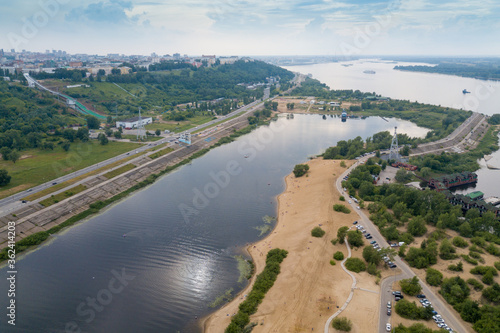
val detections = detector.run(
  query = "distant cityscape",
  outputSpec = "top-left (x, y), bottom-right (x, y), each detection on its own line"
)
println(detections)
top-left (0, 48), bottom-right (244, 76)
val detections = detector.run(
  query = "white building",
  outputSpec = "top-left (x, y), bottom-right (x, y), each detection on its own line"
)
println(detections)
top-left (116, 117), bottom-right (152, 129)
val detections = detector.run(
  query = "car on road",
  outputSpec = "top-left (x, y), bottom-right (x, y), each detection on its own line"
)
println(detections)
top-left (21, 200), bottom-right (27, 203)
top-left (386, 323), bottom-right (391, 331)
top-left (26, 189), bottom-right (32, 192)
top-left (52, 182), bottom-right (57, 185)
top-left (126, 152), bottom-right (130, 155)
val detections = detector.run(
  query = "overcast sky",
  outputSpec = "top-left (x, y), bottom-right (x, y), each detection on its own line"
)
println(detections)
top-left (1, 0), bottom-right (499, 56)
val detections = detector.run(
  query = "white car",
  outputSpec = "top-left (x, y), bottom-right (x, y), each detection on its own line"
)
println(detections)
top-left (386, 323), bottom-right (391, 331)
top-left (348, 200), bottom-right (352, 204)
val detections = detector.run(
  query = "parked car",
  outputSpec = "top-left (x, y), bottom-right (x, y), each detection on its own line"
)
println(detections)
top-left (370, 240), bottom-right (377, 244)
top-left (387, 301), bottom-right (391, 308)
top-left (353, 221), bottom-right (358, 225)
top-left (416, 294), bottom-right (426, 298)
top-left (387, 309), bottom-right (391, 316)
top-left (386, 323), bottom-right (391, 332)
top-left (366, 236), bottom-right (373, 239)
top-left (392, 291), bottom-right (401, 295)
top-left (390, 264), bottom-right (397, 268)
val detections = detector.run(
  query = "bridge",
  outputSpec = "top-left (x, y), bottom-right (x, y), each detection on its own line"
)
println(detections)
top-left (24, 73), bottom-right (107, 120)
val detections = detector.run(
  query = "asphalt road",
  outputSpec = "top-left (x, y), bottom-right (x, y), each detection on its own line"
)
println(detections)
top-left (335, 157), bottom-right (469, 333)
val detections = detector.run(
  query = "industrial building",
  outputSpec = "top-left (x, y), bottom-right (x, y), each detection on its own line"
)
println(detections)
top-left (116, 117), bottom-right (152, 130)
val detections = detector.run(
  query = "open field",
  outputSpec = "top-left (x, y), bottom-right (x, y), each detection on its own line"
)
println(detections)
top-left (0, 141), bottom-right (142, 199)
top-left (39, 184), bottom-right (87, 207)
top-left (145, 115), bottom-right (215, 133)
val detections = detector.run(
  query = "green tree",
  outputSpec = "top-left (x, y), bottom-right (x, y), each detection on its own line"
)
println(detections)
top-left (86, 115), bottom-right (100, 129)
top-left (426, 268), bottom-right (443, 286)
top-left (8, 150), bottom-right (20, 164)
top-left (105, 128), bottom-right (113, 137)
top-left (62, 141), bottom-right (70, 151)
top-left (363, 245), bottom-right (381, 265)
top-left (420, 167), bottom-right (432, 179)
top-left (113, 131), bottom-right (122, 139)
top-left (399, 276), bottom-right (422, 296)
top-left (155, 129), bottom-right (161, 136)
top-left (439, 238), bottom-right (457, 260)
top-left (0, 169), bottom-right (11, 186)
top-left (334, 251), bottom-right (344, 260)
top-left (332, 317), bottom-right (352, 332)
top-left (440, 276), bottom-right (470, 305)
top-left (293, 164), bottom-right (309, 177)
top-left (98, 133), bottom-right (109, 145)
top-left (311, 226), bottom-right (325, 238)
top-left (395, 169), bottom-right (412, 183)
top-left (407, 216), bottom-right (427, 237)
top-left (337, 226), bottom-right (349, 244)
top-left (482, 283), bottom-right (500, 304)
top-left (347, 230), bottom-right (364, 247)
top-left (452, 236), bottom-right (468, 248)
top-left (0, 147), bottom-right (11, 160)
top-left (345, 258), bottom-right (366, 273)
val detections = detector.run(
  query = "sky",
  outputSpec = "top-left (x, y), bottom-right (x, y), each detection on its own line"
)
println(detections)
top-left (1, 0), bottom-right (500, 56)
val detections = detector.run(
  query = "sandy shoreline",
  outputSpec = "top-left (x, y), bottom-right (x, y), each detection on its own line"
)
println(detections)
top-left (204, 158), bottom-right (385, 332)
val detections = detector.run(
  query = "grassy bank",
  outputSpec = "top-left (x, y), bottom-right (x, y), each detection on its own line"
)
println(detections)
top-left (224, 249), bottom-right (288, 333)
top-left (0, 141), bottom-right (142, 199)
top-left (39, 184), bottom-right (87, 207)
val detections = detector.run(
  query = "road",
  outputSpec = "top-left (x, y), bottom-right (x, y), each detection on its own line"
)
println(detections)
top-left (334, 157), bottom-right (469, 333)
top-left (0, 95), bottom-right (268, 217)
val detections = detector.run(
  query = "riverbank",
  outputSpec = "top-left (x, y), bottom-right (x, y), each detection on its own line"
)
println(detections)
top-left (0, 111), bottom-right (265, 260)
top-left (204, 158), bottom-right (382, 332)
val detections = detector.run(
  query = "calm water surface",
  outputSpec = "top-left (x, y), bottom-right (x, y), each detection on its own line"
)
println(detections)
top-left (0, 115), bottom-right (428, 333)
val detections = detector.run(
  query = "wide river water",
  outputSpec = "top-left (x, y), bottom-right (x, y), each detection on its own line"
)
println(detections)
top-left (2, 60), bottom-right (500, 333)
top-left (0, 114), bottom-right (428, 333)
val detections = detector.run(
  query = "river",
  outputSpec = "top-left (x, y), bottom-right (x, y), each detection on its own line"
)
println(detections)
top-left (284, 60), bottom-right (500, 116)
top-left (0, 114), bottom-right (428, 333)
top-left (284, 60), bottom-right (500, 197)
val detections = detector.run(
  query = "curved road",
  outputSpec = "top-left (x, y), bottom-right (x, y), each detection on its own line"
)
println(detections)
top-left (333, 158), bottom-right (469, 333)
top-left (324, 236), bottom-right (356, 333)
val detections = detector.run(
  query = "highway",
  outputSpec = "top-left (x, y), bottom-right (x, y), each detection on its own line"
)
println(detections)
top-left (0, 93), bottom-right (269, 217)
top-left (335, 157), bottom-right (469, 333)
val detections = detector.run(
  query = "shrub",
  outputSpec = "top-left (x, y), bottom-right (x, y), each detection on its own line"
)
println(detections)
top-left (311, 226), bottom-right (326, 238)
top-left (482, 283), bottom-right (500, 304)
top-left (482, 270), bottom-right (495, 285)
top-left (337, 226), bottom-right (349, 243)
top-left (367, 262), bottom-right (380, 277)
top-left (339, 195), bottom-right (345, 201)
top-left (461, 254), bottom-right (478, 265)
top-left (333, 204), bottom-right (351, 214)
top-left (452, 236), bottom-right (469, 248)
top-left (332, 317), bottom-right (352, 332)
top-left (293, 164), bottom-right (309, 177)
top-left (440, 276), bottom-right (470, 305)
top-left (347, 230), bottom-right (364, 247)
top-left (467, 278), bottom-right (484, 291)
top-left (345, 258), bottom-right (366, 273)
top-left (333, 251), bottom-right (344, 261)
top-left (330, 260), bottom-right (336, 266)
top-left (395, 299), bottom-right (433, 320)
top-left (399, 276), bottom-right (422, 296)
top-left (470, 266), bottom-right (498, 276)
top-left (448, 261), bottom-right (463, 272)
top-left (426, 268), bottom-right (444, 286)
top-left (495, 261), bottom-right (500, 271)
top-left (439, 238), bottom-right (457, 260)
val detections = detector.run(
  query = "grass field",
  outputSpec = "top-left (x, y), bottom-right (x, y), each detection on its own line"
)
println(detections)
top-left (0, 141), bottom-right (142, 199)
top-left (39, 184), bottom-right (87, 207)
top-left (102, 164), bottom-right (136, 179)
top-left (149, 147), bottom-right (174, 159)
top-left (21, 150), bottom-right (149, 201)
top-left (193, 111), bottom-right (246, 134)
top-left (146, 115), bottom-right (215, 133)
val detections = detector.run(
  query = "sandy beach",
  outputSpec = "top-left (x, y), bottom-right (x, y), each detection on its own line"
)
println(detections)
top-left (204, 158), bottom-right (385, 332)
